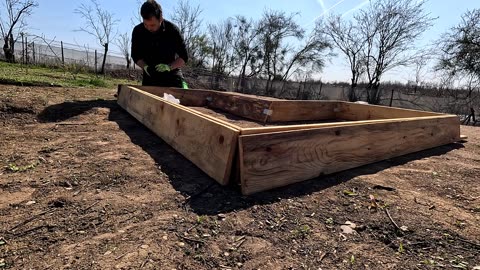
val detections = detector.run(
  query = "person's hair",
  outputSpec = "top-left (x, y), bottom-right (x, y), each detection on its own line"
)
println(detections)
top-left (141, 0), bottom-right (163, 20)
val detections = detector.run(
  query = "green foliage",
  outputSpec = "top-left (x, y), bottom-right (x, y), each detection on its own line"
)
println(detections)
top-left (292, 224), bottom-right (312, 238)
top-left (196, 215), bottom-right (207, 224)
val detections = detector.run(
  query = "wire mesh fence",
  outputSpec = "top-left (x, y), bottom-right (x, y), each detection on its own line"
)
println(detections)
top-left (1, 34), bottom-right (129, 71)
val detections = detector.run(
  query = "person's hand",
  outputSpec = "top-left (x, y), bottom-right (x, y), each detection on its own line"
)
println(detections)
top-left (155, 64), bottom-right (171, 73)
top-left (143, 65), bottom-right (151, 76)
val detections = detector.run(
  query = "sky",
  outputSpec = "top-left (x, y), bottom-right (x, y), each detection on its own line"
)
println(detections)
top-left (23, 0), bottom-right (480, 83)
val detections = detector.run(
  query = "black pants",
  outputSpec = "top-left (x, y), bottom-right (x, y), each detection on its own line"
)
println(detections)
top-left (142, 71), bottom-right (184, 88)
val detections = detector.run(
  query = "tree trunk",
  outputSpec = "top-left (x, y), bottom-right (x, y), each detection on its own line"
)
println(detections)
top-left (126, 54), bottom-right (131, 70)
top-left (101, 43), bottom-right (109, 74)
top-left (348, 84), bottom-right (357, 102)
top-left (265, 76), bottom-right (271, 95)
top-left (237, 59), bottom-right (248, 93)
top-left (367, 84), bottom-right (382, 105)
top-left (3, 34), bottom-right (15, 63)
top-left (471, 107), bottom-right (476, 124)
top-left (348, 73), bottom-right (358, 102)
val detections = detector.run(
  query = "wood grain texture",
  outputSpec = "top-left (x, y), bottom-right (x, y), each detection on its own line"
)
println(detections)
top-left (239, 116), bottom-right (460, 195)
top-left (118, 85), bottom-right (239, 185)
top-left (136, 85), bottom-right (274, 122)
top-left (337, 102), bottom-right (441, 121)
top-left (268, 100), bottom-right (338, 122)
top-left (206, 93), bottom-right (273, 122)
top-left (130, 86), bottom-right (243, 130)
top-left (240, 115), bottom-right (457, 135)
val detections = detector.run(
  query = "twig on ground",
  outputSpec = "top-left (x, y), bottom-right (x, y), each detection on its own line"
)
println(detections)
top-left (186, 223), bottom-right (199, 233)
top-left (384, 208), bottom-right (401, 231)
top-left (9, 209), bottom-right (55, 232)
top-left (55, 122), bottom-right (88, 126)
top-left (183, 182), bottom-right (216, 204)
top-left (14, 225), bottom-right (57, 237)
top-left (115, 252), bottom-right (129, 260)
top-left (456, 238), bottom-right (480, 249)
top-left (234, 238), bottom-right (247, 249)
top-left (175, 232), bottom-right (206, 244)
top-left (319, 252), bottom-right (328, 262)
top-left (83, 201), bottom-right (100, 212)
top-left (140, 255), bottom-right (150, 268)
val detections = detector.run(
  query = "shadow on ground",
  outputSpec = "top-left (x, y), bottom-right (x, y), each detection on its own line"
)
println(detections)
top-left (38, 99), bottom-right (465, 215)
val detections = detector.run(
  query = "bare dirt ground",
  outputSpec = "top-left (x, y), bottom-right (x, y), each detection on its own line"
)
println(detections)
top-left (0, 85), bottom-right (479, 270)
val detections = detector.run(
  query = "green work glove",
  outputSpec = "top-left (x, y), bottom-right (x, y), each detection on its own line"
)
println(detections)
top-left (181, 80), bottom-right (189, 89)
top-left (143, 65), bottom-right (151, 76)
top-left (155, 64), bottom-right (171, 73)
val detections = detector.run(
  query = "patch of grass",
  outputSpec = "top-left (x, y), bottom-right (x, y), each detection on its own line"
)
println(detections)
top-left (454, 220), bottom-right (467, 229)
top-left (325, 217), bottom-right (334, 226)
top-left (0, 61), bottom-right (137, 88)
top-left (72, 78), bottom-right (108, 88)
top-left (6, 162), bottom-right (37, 173)
top-left (292, 225), bottom-right (311, 239)
top-left (343, 189), bottom-right (358, 196)
top-left (422, 259), bottom-right (436, 266)
top-left (196, 215), bottom-right (208, 224)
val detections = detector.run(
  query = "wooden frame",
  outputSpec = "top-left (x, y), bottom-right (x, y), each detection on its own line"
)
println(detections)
top-left (117, 85), bottom-right (462, 195)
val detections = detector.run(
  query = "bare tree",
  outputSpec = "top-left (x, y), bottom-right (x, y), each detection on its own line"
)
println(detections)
top-left (438, 9), bottom-right (480, 80)
top-left (411, 49), bottom-right (433, 93)
top-left (231, 16), bottom-right (262, 92)
top-left (131, 0), bottom-right (143, 27)
top-left (258, 10), bottom-right (304, 95)
top-left (0, 0), bottom-right (38, 62)
top-left (116, 32), bottom-right (131, 69)
top-left (322, 15), bottom-right (368, 101)
top-left (282, 27), bottom-right (331, 81)
top-left (208, 19), bottom-right (236, 76)
top-left (436, 9), bottom-right (480, 122)
top-left (33, 34), bottom-right (61, 63)
top-left (190, 35), bottom-right (211, 68)
top-left (171, 0), bottom-right (208, 67)
top-left (355, 0), bottom-right (435, 104)
top-left (75, 0), bottom-right (118, 74)
top-left (207, 19), bottom-right (237, 89)
top-left (275, 29), bottom-right (332, 98)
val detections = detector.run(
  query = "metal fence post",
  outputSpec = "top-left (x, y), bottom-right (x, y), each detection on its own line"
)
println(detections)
top-left (25, 36), bottom-right (29, 64)
top-left (95, 50), bottom-right (98, 74)
top-left (21, 33), bottom-right (25, 64)
top-left (61, 41), bottom-right (65, 65)
top-left (32, 42), bottom-right (35, 64)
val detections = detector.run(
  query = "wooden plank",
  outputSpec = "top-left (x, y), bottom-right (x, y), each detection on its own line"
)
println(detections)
top-left (136, 85), bottom-right (275, 122)
top-left (117, 85), bottom-right (239, 185)
top-left (134, 85), bottom-right (209, 107)
top-left (128, 86), bottom-right (243, 131)
top-left (206, 92), bottom-right (274, 123)
top-left (268, 100), bottom-right (338, 122)
top-left (239, 116), bottom-right (460, 195)
top-left (240, 115), bottom-right (457, 135)
top-left (337, 101), bottom-right (441, 121)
